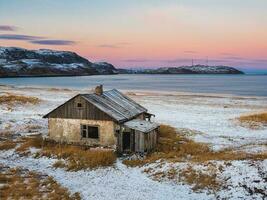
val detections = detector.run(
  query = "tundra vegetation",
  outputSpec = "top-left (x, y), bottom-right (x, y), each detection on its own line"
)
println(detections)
top-left (0, 93), bottom-right (40, 109)
top-left (123, 125), bottom-right (267, 192)
top-left (124, 125), bottom-right (267, 166)
top-left (237, 112), bottom-right (267, 129)
top-left (0, 166), bottom-right (81, 200)
top-left (15, 136), bottom-right (116, 171)
top-left (0, 140), bottom-right (17, 151)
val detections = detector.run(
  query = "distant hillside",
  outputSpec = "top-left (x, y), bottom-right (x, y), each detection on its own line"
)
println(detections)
top-left (118, 65), bottom-right (244, 74)
top-left (0, 47), bottom-right (118, 77)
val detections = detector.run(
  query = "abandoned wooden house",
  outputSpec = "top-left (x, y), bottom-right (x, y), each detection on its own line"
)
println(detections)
top-left (43, 85), bottom-right (159, 153)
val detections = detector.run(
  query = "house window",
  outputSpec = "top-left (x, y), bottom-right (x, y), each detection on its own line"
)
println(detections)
top-left (81, 125), bottom-right (99, 139)
top-left (77, 103), bottom-right (82, 108)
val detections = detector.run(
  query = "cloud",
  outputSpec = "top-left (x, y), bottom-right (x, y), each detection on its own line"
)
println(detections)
top-left (30, 39), bottom-right (76, 45)
top-left (184, 50), bottom-right (198, 54)
top-left (220, 52), bottom-right (237, 56)
top-left (0, 25), bottom-right (18, 31)
top-left (96, 42), bottom-right (131, 49)
top-left (0, 33), bottom-right (75, 46)
top-left (0, 34), bottom-right (43, 40)
top-left (250, 59), bottom-right (267, 63)
top-left (222, 56), bottom-right (245, 60)
top-left (97, 44), bottom-right (120, 49)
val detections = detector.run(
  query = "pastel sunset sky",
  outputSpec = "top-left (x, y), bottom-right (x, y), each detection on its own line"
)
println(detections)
top-left (0, 0), bottom-right (267, 70)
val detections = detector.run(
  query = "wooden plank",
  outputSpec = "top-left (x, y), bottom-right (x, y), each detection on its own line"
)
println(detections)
top-left (140, 132), bottom-right (144, 152)
top-left (135, 132), bottom-right (139, 152)
top-left (130, 130), bottom-right (135, 152)
top-left (47, 95), bottom-right (114, 121)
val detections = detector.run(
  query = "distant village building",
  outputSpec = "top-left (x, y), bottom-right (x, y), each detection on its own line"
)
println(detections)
top-left (43, 85), bottom-right (159, 153)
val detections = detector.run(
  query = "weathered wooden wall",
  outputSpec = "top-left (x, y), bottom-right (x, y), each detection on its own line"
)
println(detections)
top-left (134, 129), bottom-right (158, 153)
top-left (144, 129), bottom-right (158, 152)
top-left (134, 131), bottom-right (144, 152)
top-left (46, 95), bottom-right (114, 121)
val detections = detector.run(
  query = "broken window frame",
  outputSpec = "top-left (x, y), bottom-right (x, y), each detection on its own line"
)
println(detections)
top-left (80, 125), bottom-right (99, 139)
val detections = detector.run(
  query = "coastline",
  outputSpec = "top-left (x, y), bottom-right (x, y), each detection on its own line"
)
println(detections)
top-left (0, 72), bottom-right (246, 78)
top-left (1, 81), bottom-right (267, 99)
top-left (1, 84), bottom-right (267, 199)
top-left (0, 74), bottom-right (267, 97)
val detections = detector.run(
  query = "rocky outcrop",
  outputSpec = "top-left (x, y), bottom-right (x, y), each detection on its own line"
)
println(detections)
top-left (118, 65), bottom-right (244, 74)
top-left (0, 47), bottom-right (118, 77)
top-left (91, 62), bottom-right (118, 75)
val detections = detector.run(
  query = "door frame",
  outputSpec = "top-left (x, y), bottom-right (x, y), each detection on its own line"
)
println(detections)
top-left (122, 131), bottom-right (131, 151)
top-left (122, 130), bottom-right (135, 152)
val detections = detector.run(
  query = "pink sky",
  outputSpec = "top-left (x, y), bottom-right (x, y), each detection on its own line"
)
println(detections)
top-left (0, 0), bottom-right (267, 70)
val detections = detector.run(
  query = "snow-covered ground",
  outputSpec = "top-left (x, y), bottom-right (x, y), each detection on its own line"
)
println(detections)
top-left (0, 149), bottom-right (212, 200)
top-left (0, 85), bottom-right (266, 199)
top-left (133, 91), bottom-right (267, 150)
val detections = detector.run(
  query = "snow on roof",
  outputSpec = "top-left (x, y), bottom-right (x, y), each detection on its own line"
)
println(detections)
top-left (81, 89), bottom-right (147, 122)
top-left (123, 119), bottom-right (159, 133)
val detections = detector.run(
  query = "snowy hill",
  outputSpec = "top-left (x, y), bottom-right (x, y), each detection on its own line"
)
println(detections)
top-left (0, 47), bottom-right (118, 77)
top-left (119, 65), bottom-right (244, 74)
top-left (156, 65), bottom-right (244, 74)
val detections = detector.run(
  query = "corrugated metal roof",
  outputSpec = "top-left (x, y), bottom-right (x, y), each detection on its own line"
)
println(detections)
top-left (123, 119), bottom-right (159, 133)
top-left (81, 89), bottom-right (147, 122)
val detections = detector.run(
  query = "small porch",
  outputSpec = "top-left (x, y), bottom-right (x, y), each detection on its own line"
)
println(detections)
top-left (117, 119), bottom-right (159, 154)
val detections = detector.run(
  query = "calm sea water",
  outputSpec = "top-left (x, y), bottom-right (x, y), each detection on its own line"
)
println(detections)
top-left (0, 74), bottom-right (267, 97)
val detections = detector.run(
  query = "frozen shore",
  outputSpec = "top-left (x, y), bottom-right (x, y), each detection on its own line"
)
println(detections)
top-left (130, 90), bottom-right (267, 151)
top-left (0, 84), bottom-right (266, 199)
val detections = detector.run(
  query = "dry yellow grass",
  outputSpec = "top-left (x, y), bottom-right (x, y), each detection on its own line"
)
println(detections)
top-left (48, 87), bottom-right (72, 91)
top-left (0, 140), bottom-right (17, 150)
top-left (237, 112), bottom-right (267, 129)
top-left (16, 135), bottom-right (43, 152)
top-left (124, 124), bottom-right (267, 193)
top-left (124, 124), bottom-right (267, 167)
top-left (53, 160), bottom-right (66, 168)
top-left (0, 94), bottom-right (40, 107)
top-left (124, 125), bottom-right (211, 166)
top-left (17, 136), bottom-right (116, 171)
top-left (0, 167), bottom-right (81, 200)
top-left (179, 165), bottom-right (222, 192)
top-left (239, 112), bottom-right (267, 123)
top-left (123, 124), bottom-right (267, 192)
top-left (41, 145), bottom-right (116, 171)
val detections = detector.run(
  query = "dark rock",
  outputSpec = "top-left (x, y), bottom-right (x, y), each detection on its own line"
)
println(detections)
top-left (0, 47), bottom-right (117, 77)
top-left (119, 65), bottom-right (244, 75)
top-left (92, 62), bottom-right (118, 74)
